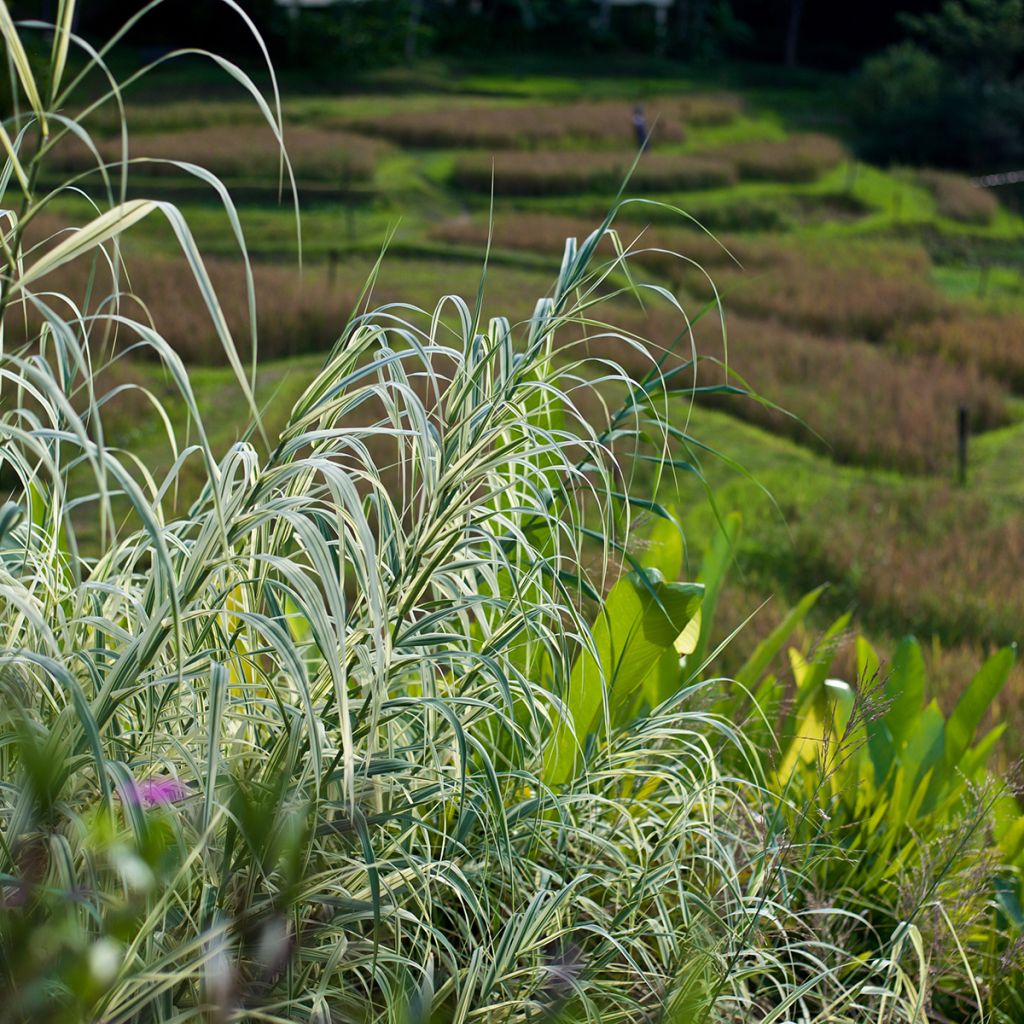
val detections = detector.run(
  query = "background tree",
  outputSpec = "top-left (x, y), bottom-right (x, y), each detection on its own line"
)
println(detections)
top-left (784, 0), bottom-right (807, 67)
top-left (853, 0), bottom-right (1024, 170)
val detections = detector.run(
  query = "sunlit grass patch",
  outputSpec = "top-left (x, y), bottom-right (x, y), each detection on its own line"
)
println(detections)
top-left (674, 407), bottom-right (1024, 651)
top-left (786, 481), bottom-right (1024, 648)
top-left (452, 134), bottom-right (845, 198)
top-left (581, 304), bottom-right (1009, 474)
top-left (3, 250), bottom-right (558, 364)
top-left (428, 211), bottom-right (786, 269)
top-left (348, 99), bottom-right (685, 148)
top-left (692, 312), bottom-right (1008, 473)
top-left (709, 256), bottom-right (949, 341)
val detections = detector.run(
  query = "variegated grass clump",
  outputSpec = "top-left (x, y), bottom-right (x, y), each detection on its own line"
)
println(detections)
top-left (0, 4), bottom-right (939, 1022)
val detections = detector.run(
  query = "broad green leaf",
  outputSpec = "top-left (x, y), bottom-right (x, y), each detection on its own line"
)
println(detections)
top-left (543, 569), bottom-right (701, 784)
top-left (994, 793), bottom-right (1024, 865)
top-left (640, 510), bottom-right (683, 581)
top-left (825, 677), bottom-right (855, 736)
top-left (675, 606), bottom-right (701, 656)
top-left (899, 699), bottom-right (945, 795)
top-left (885, 636), bottom-right (925, 748)
top-left (777, 684), bottom-right (825, 787)
top-left (866, 722), bottom-right (895, 790)
top-left (959, 723), bottom-right (1007, 782)
top-left (860, 634), bottom-right (894, 786)
top-left (856, 635), bottom-right (880, 686)
top-left (790, 613), bottom-right (850, 722)
top-left (994, 875), bottom-right (1024, 930)
top-left (735, 585), bottom-right (823, 691)
top-left (691, 511), bottom-right (740, 668)
top-left (642, 644), bottom-right (685, 712)
top-left (788, 647), bottom-right (810, 690)
top-left (945, 645), bottom-right (1015, 770)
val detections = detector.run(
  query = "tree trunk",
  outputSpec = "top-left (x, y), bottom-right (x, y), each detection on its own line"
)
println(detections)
top-left (673, 0), bottom-right (690, 43)
top-left (687, 0), bottom-right (708, 57)
top-left (515, 0), bottom-right (536, 30)
top-left (405, 0), bottom-right (424, 62)
top-left (784, 0), bottom-right (807, 68)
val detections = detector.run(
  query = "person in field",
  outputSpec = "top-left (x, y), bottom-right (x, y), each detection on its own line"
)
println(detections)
top-left (632, 104), bottom-right (649, 151)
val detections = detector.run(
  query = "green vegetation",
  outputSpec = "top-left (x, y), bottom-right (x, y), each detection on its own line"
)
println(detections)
top-left (853, 0), bottom-right (1024, 170)
top-left (684, 522), bottom-right (1024, 1019)
top-left (3, 3), bottom-right (1024, 1021)
top-left (27, 25), bottom-right (1022, 748)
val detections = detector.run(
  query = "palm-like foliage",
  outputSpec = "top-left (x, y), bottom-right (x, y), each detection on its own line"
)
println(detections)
top-left (0, 4), bottom-right (941, 1022)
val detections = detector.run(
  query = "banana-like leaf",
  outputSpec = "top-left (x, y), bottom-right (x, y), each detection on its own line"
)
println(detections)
top-left (994, 793), bottom-right (1024, 866)
top-left (856, 635), bottom-right (880, 685)
top-left (885, 636), bottom-right (925, 749)
top-left (790, 613), bottom-right (850, 718)
top-left (945, 645), bottom-right (1015, 770)
top-left (544, 569), bottom-right (702, 785)
top-left (640, 510), bottom-right (684, 581)
top-left (896, 699), bottom-right (945, 812)
top-left (735, 585), bottom-right (824, 691)
top-left (858, 636), bottom-right (895, 786)
top-left (776, 649), bottom-right (827, 787)
top-left (960, 723), bottom-right (1007, 781)
top-left (691, 511), bottom-right (741, 670)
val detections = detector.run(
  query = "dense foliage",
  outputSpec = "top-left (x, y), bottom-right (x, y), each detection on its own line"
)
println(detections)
top-left (1, 4), bottom-right (1022, 1023)
top-left (853, 0), bottom-right (1024, 170)
top-left (11, 0), bottom-right (955, 73)
top-left (686, 522), bottom-right (1024, 1020)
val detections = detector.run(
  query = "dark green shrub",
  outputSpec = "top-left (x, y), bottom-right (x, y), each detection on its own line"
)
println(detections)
top-left (854, 0), bottom-right (1024, 170)
top-left (853, 43), bottom-right (950, 166)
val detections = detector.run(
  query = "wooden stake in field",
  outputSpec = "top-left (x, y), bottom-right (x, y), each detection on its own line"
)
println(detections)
top-left (958, 403), bottom-right (970, 486)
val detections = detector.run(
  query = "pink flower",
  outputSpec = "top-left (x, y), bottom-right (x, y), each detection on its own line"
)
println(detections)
top-left (127, 777), bottom-right (190, 807)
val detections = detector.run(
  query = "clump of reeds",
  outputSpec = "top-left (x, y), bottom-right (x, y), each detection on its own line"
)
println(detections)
top-left (918, 169), bottom-right (999, 224)
top-left (706, 132), bottom-right (846, 182)
top-left (711, 258), bottom-right (949, 341)
top-left (344, 99), bottom-right (690, 148)
top-left (47, 123), bottom-right (387, 183)
top-left (452, 149), bottom-right (737, 195)
top-left (893, 312), bottom-right (1024, 391)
